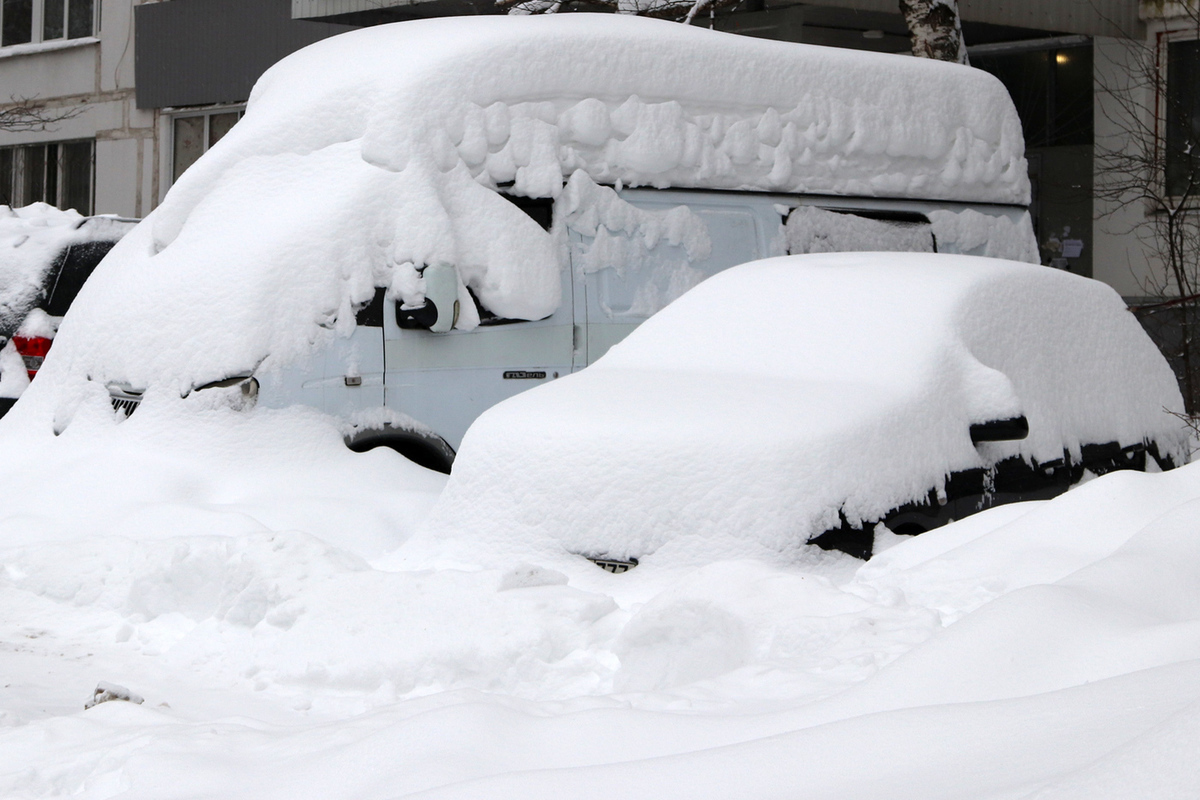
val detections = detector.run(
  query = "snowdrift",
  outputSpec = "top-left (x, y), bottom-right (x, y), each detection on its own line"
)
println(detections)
top-left (419, 252), bottom-right (1187, 565)
top-left (3, 411), bottom-right (1200, 798)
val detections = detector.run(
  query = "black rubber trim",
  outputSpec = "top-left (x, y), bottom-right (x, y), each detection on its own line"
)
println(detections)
top-left (809, 438), bottom-right (1171, 560)
top-left (969, 416), bottom-right (1029, 444)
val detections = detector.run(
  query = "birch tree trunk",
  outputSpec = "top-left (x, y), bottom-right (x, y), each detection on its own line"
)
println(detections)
top-left (899, 0), bottom-right (969, 65)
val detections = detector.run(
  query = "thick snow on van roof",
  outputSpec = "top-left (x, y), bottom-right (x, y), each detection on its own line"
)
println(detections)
top-left (237, 14), bottom-right (1030, 204)
top-left (414, 253), bottom-right (1187, 568)
top-left (19, 15), bottom-right (1029, 424)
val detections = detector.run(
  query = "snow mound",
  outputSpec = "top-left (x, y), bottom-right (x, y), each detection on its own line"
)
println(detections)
top-left (23, 14), bottom-right (1028, 415)
top-left (417, 252), bottom-right (1186, 567)
top-left (7, 449), bottom-right (1200, 797)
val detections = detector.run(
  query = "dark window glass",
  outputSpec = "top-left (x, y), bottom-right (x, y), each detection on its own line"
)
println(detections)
top-left (1166, 40), bottom-right (1200, 198)
top-left (44, 144), bottom-right (57, 207)
top-left (973, 49), bottom-right (1050, 146)
top-left (66, 0), bottom-right (91, 38)
top-left (1052, 46), bottom-right (1093, 147)
top-left (1, 0), bottom-right (32, 46)
top-left (43, 0), bottom-right (63, 39)
top-left (0, 149), bottom-right (13, 206)
top-left (46, 239), bottom-right (112, 315)
top-left (972, 45), bottom-right (1092, 149)
top-left (60, 140), bottom-right (91, 214)
top-left (208, 112), bottom-right (239, 148)
top-left (173, 116), bottom-right (205, 181)
top-left (502, 194), bottom-right (554, 231)
top-left (21, 145), bottom-right (45, 206)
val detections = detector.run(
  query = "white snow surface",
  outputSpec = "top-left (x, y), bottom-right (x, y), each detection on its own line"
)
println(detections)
top-left (34, 15), bottom-right (1029, 410)
top-left (419, 252), bottom-right (1186, 565)
top-left (0, 204), bottom-right (129, 337)
top-left (786, 204), bottom-right (936, 254)
top-left (929, 206), bottom-right (1041, 262)
top-left (3, 387), bottom-right (1200, 796)
top-left (0, 206), bottom-right (133, 399)
top-left (784, 204), bottom-right (1041, 264)
top-left (0, 205), bottom-right (81, 335)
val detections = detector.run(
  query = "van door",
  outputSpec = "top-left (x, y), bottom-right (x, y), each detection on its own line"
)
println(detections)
top-left (286, 293), bottom-right (386, 419)
top-left (381, 265), bottom-right (575, 450)
top-left (575, 190), bottom-right (780, 365)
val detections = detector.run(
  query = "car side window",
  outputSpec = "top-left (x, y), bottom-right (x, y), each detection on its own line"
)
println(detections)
top-left (44, 240), bottom-right (117, 317)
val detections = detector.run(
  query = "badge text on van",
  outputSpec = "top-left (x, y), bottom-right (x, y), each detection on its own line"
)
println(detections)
top-left (503, 370), bottom-right (546, 380)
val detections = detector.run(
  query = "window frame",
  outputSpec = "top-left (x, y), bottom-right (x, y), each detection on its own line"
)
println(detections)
top-left (168, 105), bottom-right (245, 185)
top-left (0, 0), bottom-right (96, 49)
top-left (1157, 26), bottom-right (1200, 203)
top-left (0, 139), bottom-right (95, 215)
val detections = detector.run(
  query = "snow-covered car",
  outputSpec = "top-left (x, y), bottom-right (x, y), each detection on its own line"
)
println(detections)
top-left (0, 204), bottom-right (135, 416)
top-left (423, 252), bottom-right (1189, 563)
top-left (18, 16), bottom-right (1038, 472)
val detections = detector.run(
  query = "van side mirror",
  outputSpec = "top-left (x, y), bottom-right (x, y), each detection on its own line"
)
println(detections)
top-left (970, 416), bottom-right (1029, 444)
top-left (395, 263), bottom-right (460, 333)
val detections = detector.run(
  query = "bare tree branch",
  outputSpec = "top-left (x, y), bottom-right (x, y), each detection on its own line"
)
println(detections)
top-left (1095, 8), bottom-right (1200, 410)
top-left (0, 96), bottom-right (82, 133)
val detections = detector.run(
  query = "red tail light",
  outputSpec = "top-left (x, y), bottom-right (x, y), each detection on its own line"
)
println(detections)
top-left (12, 336), bottom-right (52, 380)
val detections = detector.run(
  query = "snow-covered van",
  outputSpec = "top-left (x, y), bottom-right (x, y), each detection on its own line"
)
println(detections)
top-left (23, 16), bottom-right (1039, 472)
top-left (0, 205), bottom-right (135, 417)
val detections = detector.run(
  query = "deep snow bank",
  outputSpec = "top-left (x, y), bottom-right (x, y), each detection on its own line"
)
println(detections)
top-left (6, 443), bottom-right (1200, 797)
top-left (417, 252), bottom-right (1186, 566)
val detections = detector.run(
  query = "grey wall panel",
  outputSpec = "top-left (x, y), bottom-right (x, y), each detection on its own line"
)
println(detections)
top-left (135, 0), bottom-right (357, 109)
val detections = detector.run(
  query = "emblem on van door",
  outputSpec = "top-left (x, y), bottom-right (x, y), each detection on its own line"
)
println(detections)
top-left (503, 370), bottom-right (546, 380)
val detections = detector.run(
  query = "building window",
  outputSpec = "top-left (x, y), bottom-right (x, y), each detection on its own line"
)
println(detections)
top-left (1, 0), bottom-right (93, 47)
top-left (972, 44), bottom-right (1094, 149)
top-left (1166, 39), bottom-right (1200, 198)
top-left (172, 107), bottom-right (243, 183)
top-left (0, 140), bottom-right (93, 214)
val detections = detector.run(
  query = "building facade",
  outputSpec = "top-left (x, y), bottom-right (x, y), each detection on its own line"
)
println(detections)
top-left (2, 0), bottom-right (1196, 307)
top-left (0, 0), bottom-right (153, 216)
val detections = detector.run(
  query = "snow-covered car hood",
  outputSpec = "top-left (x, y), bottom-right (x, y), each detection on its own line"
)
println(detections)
top-left (416, 253), bottom-right (1188, 565)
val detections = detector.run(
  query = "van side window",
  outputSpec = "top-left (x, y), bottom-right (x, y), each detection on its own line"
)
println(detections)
top-left (471, 191), bottom-right (554, 326)
top-left (501, 194), bottom-right (554, 232)
top-left (355, 286), bottom-right (387, 327)
top-left (785, 206), bottom-right (937, 255)
top-left (470, 287), bottom-right (524, 327)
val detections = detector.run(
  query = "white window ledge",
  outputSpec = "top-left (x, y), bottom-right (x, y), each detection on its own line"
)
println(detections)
top-left (0, 37), bottom-right (99, 60)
